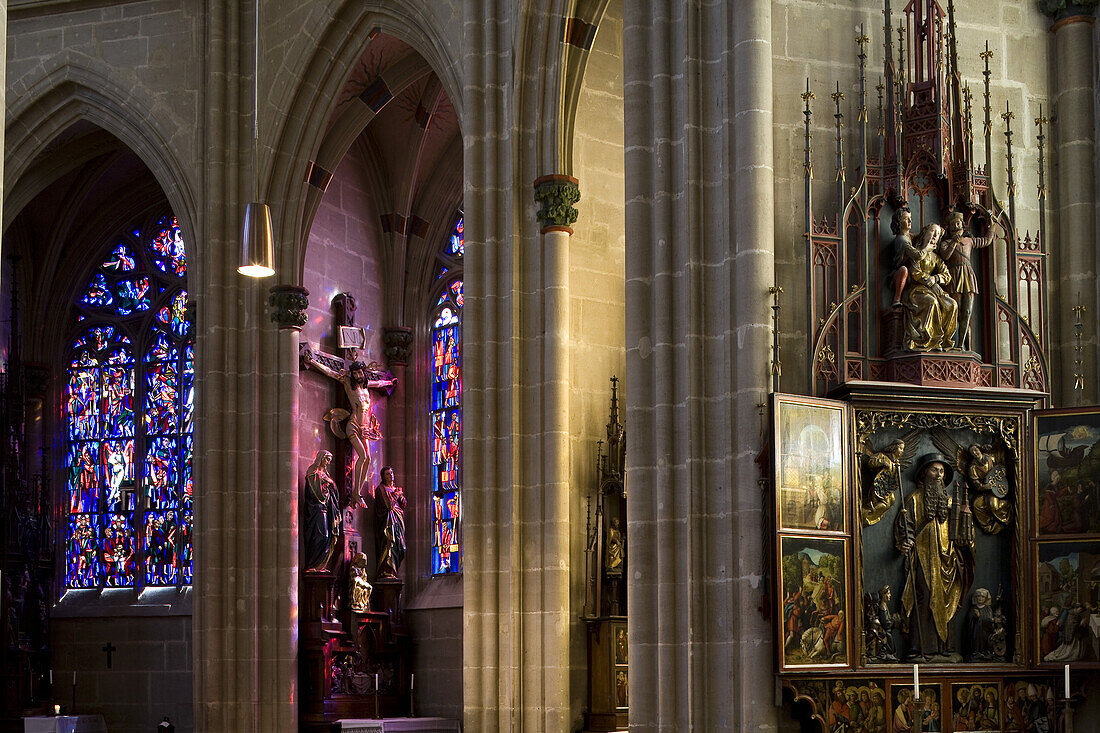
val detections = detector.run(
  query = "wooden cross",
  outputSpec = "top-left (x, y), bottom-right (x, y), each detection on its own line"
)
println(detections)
top-left (102, 642), bottom-right (116, 669)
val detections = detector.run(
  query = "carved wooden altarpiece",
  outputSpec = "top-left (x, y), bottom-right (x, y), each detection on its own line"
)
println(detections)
top-left (774, 2), bottom-right (1099, 730)
top-left (582, 378), bottom-right (628, 732)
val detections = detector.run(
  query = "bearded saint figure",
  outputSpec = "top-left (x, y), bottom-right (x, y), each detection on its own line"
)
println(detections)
top-left (894, 454), bottom-right (974, 660)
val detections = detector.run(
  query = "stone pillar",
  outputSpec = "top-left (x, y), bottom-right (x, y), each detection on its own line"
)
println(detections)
top-left (624, 0), bottom-right (776, 729)
top-left (528, 173), bottom-right (578, 730)
top-left (1041, 0), bottom-right (1098, 404)
top-left (462, 3), bottom-right (517, 730)
top-left (265, 285), bottom-right (307, 724)
top-left (194, 5), bottom-right (297, 731)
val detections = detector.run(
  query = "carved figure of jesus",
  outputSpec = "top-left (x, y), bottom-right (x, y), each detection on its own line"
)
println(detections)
top-left (303, 351), bottom-right (396, 500)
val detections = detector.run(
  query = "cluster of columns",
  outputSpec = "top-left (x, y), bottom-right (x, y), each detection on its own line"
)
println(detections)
top-left (1042, 1), bottom-right (1099, 405)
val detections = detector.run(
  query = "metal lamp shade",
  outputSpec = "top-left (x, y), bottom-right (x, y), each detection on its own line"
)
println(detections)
top-left (238, 202), bottom-right (275, 277)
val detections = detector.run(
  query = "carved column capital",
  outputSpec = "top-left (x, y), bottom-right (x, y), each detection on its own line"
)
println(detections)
top-left (1039, 0), bottom-right (1098, 23)
top-left (533, 174), bottom-right (580, 234)
top-left (268, 285), bottom-right (310, 331)
top-left (382, 326), bottom-right (414, 366)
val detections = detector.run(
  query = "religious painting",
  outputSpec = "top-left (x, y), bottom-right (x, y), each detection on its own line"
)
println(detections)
top-left (614, 670), bottom-right (628, 709)
top-left (1034, 541), bottom-right (1100, 666)
top-left (887, 682), bottom-right (918, 733)
top-left (1001, 679), bottom-right (1061, 733)
top-left (614, 626), bottom-right (627, 665)
top-left (773, 394), bottom-right (848, 533)
top-left (778, 536), bottom-right (848, 669)
top-left (914, 686), bottom-right (943, 733)
top-left (797, 678), bottom-right (886, 732)
top-left (950, 682), bottom-right (999, 732)
top-left (1034, 407), bottom-right (1100, 536)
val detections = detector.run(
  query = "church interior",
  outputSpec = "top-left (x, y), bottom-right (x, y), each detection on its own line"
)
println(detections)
top-left (1, 1), bottom-right (1099, 731)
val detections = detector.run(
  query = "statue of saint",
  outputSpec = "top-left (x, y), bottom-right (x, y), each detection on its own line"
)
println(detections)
top-left (374, 466), bottom-right (407, 578)
top-left (859, 430), bottom-right (919, 526)
top-left (890, 207), bottom-right (914, 306)
top-left (864, 585), bottom-right (900, 662)
top-left (304, 450), bottom-right (341, 571)
top-left (605, 517), bottom-right (624, 578)
top-left (349, 552), bottom-right (373, 612)
top-left (896, 223), bottom-right (958, 351)
top-left (894, 453), bottom-right (974, 661)
top-left (931, 428), bottom-right (1013, 534)
top-left (303, 351), bottom-right (396, 500)
top-left (964, 587), bottom-right (1000, 661)
top-left (937, 211), bottom-right (993, 351)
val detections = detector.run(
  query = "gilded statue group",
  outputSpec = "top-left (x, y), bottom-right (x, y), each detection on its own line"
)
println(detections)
top-left (861, 442), bottom-right (1010, 664)
top-left (302, 350), bottom-right (406, 605)
top-left (890, 207), bottom-right (992, 353)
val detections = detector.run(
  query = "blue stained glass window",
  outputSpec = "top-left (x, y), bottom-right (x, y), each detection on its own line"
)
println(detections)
top-left (103, 244), bottom-right (136, 272)
top-left (449, 217), bottom-right (464, 256)
top-left (429, 215), bottom-right (463, 574)
top-left (81, 274), bottom-right (114, 308)
top-left (63, 213), bottom-right (193, 590)
top-left (150, 217), bottom-right (187, 277)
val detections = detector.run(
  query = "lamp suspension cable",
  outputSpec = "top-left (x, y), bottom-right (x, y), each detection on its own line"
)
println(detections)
top-left (238, 0), bottom-right (275, 278)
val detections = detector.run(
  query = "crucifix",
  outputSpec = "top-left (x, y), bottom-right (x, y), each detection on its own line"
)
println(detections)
top-left (102, 642), bottom-right (117, 669)
top-left (299, 293), bottom-right (396, 506)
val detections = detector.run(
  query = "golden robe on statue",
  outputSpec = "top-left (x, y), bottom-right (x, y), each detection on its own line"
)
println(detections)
top-left (897, 225), bottom-right (958, 351)
top-left (894, 491), bottom-right (970, 659)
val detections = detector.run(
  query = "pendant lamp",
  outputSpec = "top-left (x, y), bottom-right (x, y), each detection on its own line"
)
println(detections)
top-left (238, 0), bottom-right (275, 278)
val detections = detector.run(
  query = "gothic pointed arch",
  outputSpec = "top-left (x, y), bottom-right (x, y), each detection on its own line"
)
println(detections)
top-left (4, 65), bottom-right (199, 241)
top-left (261, 2), bottom-right (464, 286)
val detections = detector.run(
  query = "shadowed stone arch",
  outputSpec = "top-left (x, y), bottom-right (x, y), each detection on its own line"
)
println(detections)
top-left (263, 1), bottom-right (463, 286)
top-left (4, 65), bottom-right (200, 261)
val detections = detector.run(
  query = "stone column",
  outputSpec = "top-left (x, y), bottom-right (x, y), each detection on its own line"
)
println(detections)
top-left (194, 4), bottom-right (297, 731)
top-left (1041, 0), bottom-right (1098, 404)
top-left (528, 173), bottom-right (578, 731)
top-left (624, 0), bottom-right (776, 729)
top-left (462, 3), bottom-right (517, 730)
top-left (265, 285), bottom-right (308, 724)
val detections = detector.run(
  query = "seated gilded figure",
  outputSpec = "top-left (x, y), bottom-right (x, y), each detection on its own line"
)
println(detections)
top-left (893, 221), bottom-right (958, 352)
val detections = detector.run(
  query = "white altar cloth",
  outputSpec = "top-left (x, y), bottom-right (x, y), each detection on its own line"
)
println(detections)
top-left (24, 715), bottom-right (107, 733)
top-left (336, 718), bottom-right (460, 733)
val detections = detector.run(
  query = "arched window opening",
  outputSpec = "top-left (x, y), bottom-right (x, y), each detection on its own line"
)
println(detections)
top-left (64, 215), bottom-right (193, 590)
top-left (429, 215), bottom-right (463, 575)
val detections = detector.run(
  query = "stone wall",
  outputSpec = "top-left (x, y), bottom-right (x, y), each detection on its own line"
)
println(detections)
top-left (50, 614), bottom-right (192, 733)
top-left (299, 145), bottom-right (386, 479)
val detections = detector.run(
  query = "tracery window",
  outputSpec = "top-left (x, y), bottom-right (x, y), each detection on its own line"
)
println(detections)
top-left (64, 215), bottom-right (193, 589)
top-left (428, 215), bottom-right (463, 574)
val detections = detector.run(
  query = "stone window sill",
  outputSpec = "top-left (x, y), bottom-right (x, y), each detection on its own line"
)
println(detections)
top-left (52, 586), bottom-right (192, 618)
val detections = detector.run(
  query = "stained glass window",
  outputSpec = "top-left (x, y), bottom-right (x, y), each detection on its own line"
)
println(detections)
top-left (429, 215), bottom-right (463, 574)
top-left (64, 215), bottom-right (193, 590)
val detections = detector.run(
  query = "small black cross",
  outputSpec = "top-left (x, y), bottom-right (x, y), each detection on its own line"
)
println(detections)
top-left (102, 642), bottom-right (117, 669)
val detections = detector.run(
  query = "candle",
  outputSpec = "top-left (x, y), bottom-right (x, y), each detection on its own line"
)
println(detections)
top-left (913, 664), bottom-right (919, 700)
top-left (375, 673), bottom-right (379, 690)
top-left (1064, 664), bottom-right (1070, 698)
top-left (49, 670), bottom-right (53, 684)
top-left (53, 705), bottom-right (60, 716)
top-left (410, 673), bottom-right (415, 690)
top-left (73, 671), bottom-right (76, 685)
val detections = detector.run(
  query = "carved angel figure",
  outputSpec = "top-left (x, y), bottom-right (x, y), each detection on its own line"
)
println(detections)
top-left (859, 430), bottom-right (920, 526)
top-left (931, 427), bottom-right (1012, 534)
